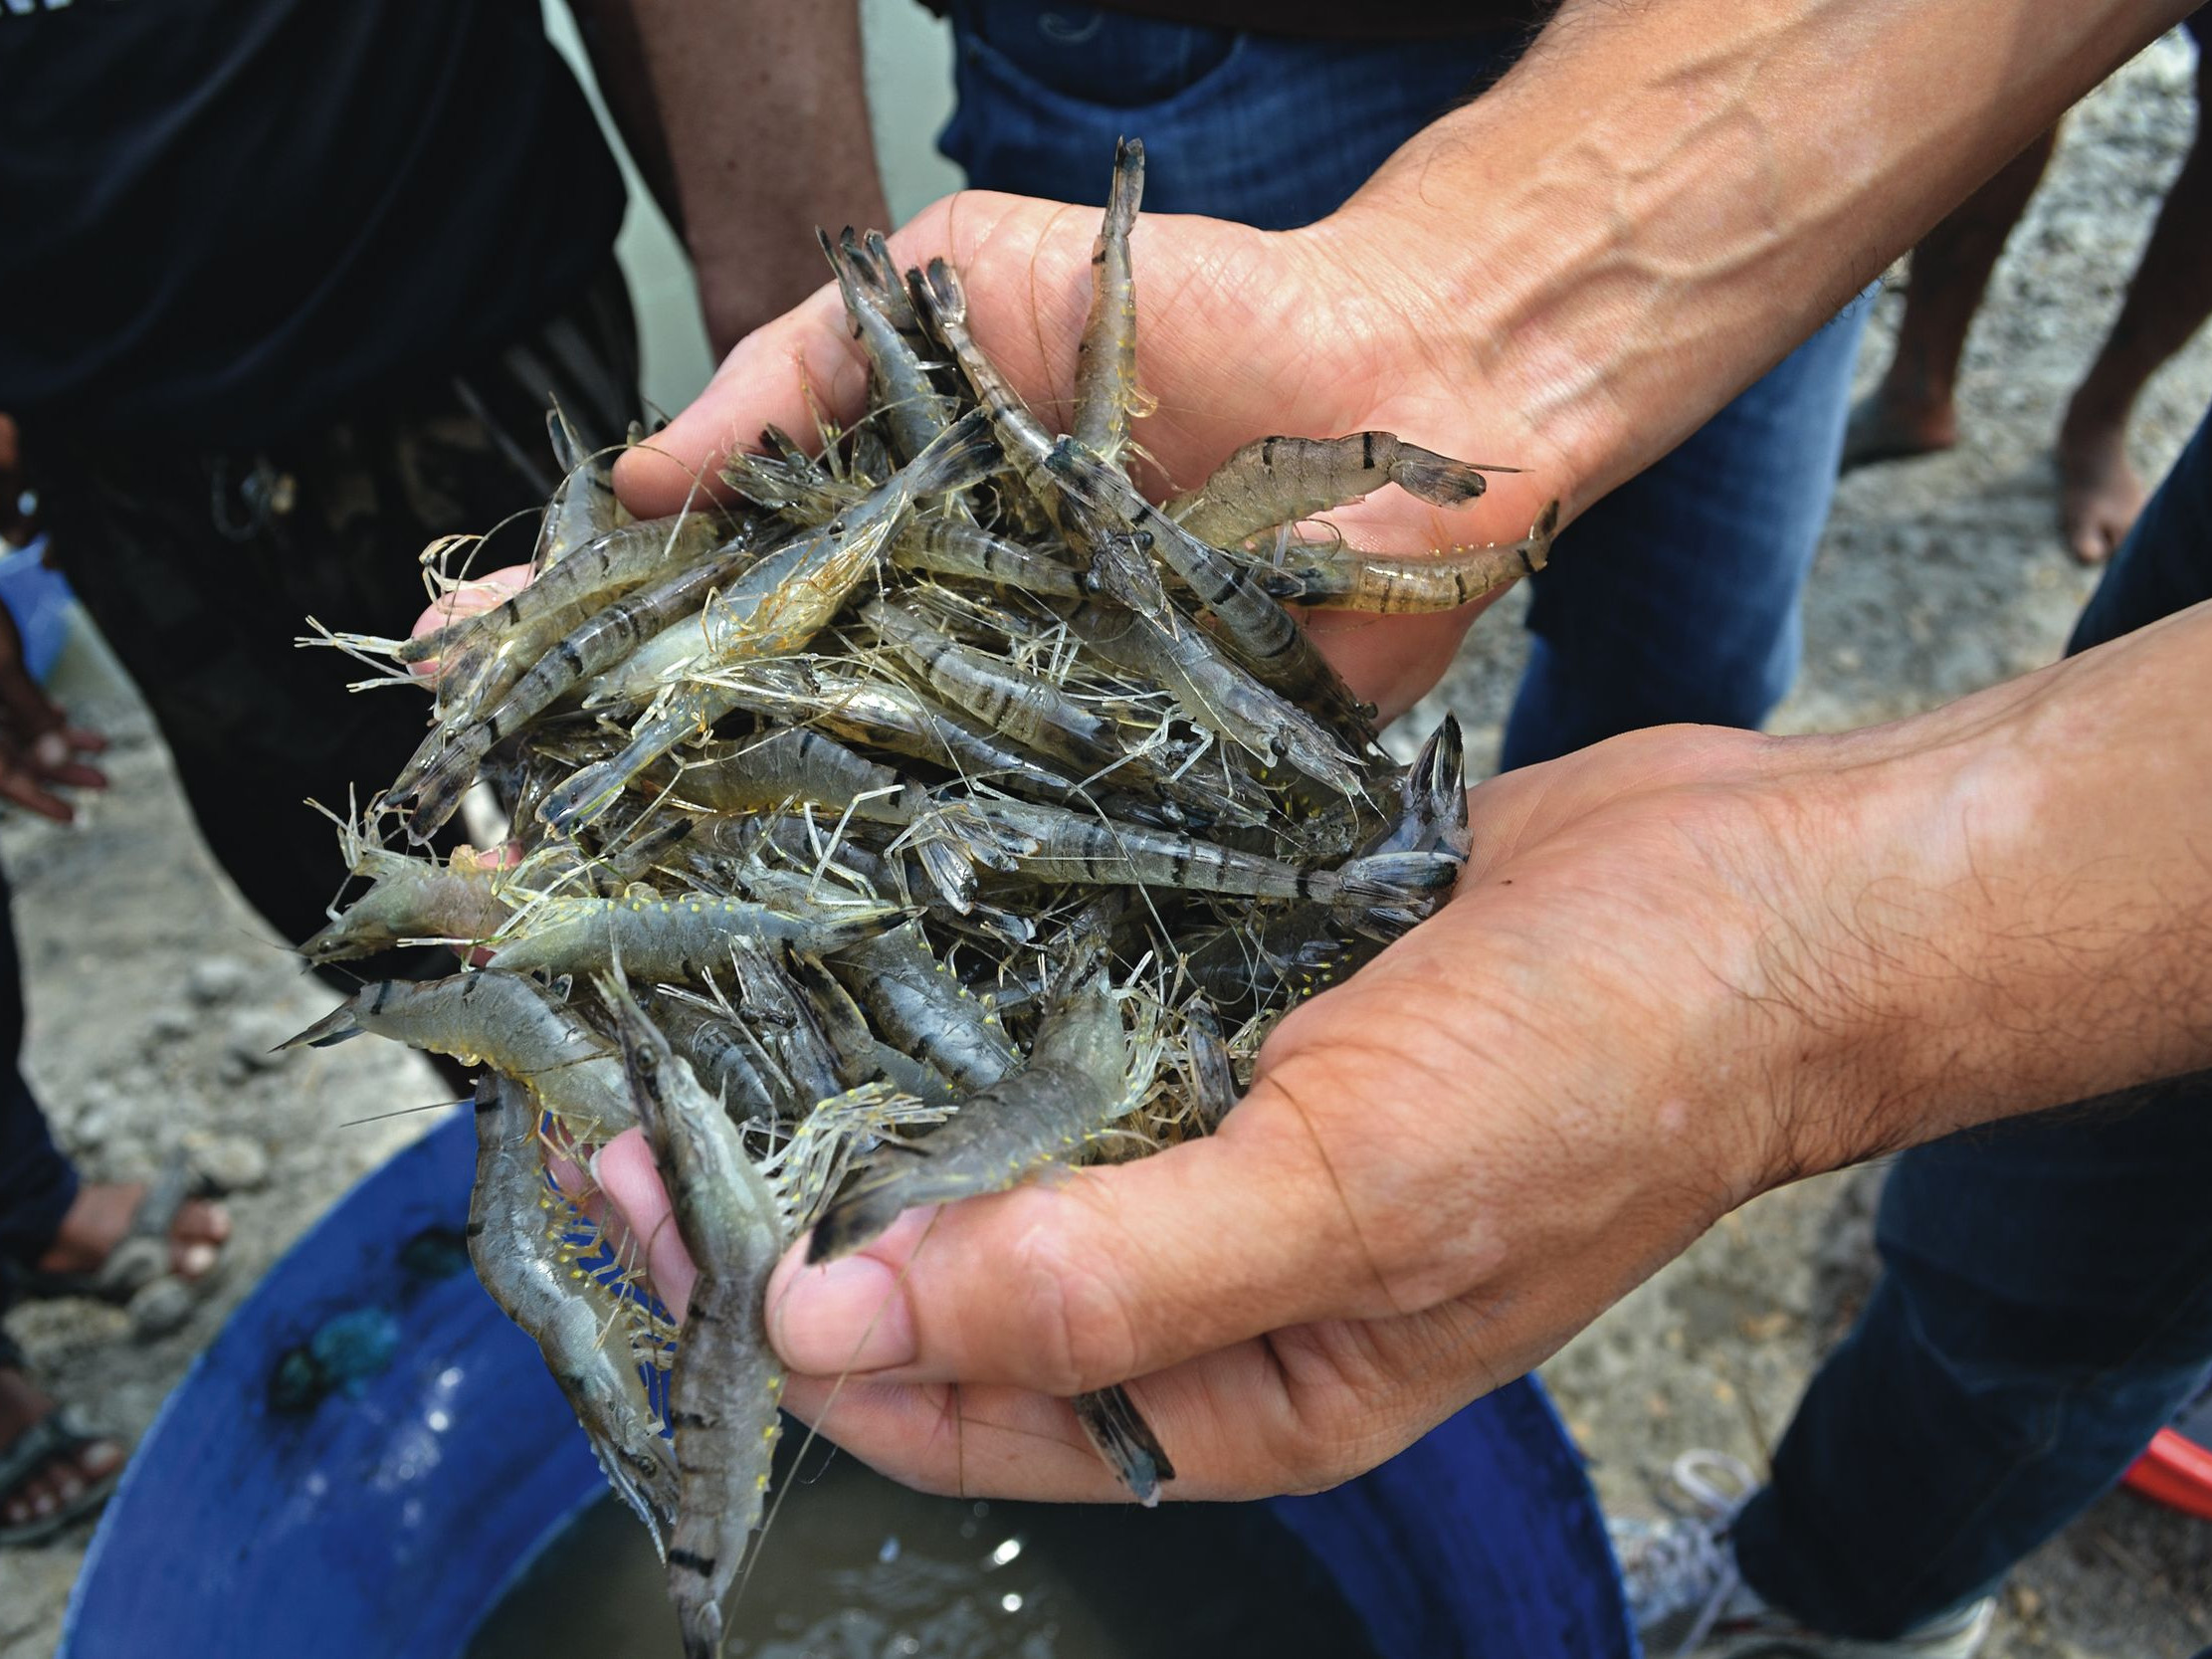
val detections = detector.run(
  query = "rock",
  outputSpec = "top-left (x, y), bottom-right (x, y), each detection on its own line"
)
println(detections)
top-left (186, 956), bottom-right (253, 1006)
top-left (185, 1131), bottom-right (272, 1193)
top-left (127, 1276), bottom-right (198, 1342)
top-left (147, 1005), bottom-right (196, 1044)
top-left (225, 1008), bottom-right (302, 1070)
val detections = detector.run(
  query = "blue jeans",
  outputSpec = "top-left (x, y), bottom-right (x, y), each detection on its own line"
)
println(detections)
top-left (937, 0), bottom-right (1870, 768)
top-left (1732, 404), bottom-right (2212, 1637)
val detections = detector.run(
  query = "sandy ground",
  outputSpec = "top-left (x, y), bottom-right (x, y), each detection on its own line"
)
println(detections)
top-left (3, 31), bottom-right (2209, 1659)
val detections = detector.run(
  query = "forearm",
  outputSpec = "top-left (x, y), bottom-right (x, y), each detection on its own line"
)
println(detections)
top-left (615, 0), bottom-right (889, 354)
top-left (1769, 600), bottom-right (2212, 1173)
top-left (1329, 0), bottom-right (2190, 508)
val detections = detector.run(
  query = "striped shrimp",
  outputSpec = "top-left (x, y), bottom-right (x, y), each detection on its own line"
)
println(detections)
top-left (821, 227), bottom-right (956, 465)
top-left (600, 977), bottom-right (944, 1658)
top-left (467, 1073), bottom-right (678, 1552)
top-left (1257, 501), bottom-right (1562, 613)
top-left (1164, 430), bottom-right (1512, 548)
top-left (536, 400), bottom-right (621, 572)
top-left (1046, 436), bottom-right (1377, 748)
top-left (807, 938), bottom-right (1150, 1262)
top-left (827, 920), bottom-right (1019, 1093)
top-left (395, 527), bottom-right (765, 835)
top-left (277, 973), bottom-right (636, 1141)
top-left (891, 519), bottom-right (1084, 598)
top-left (301, 814), bottom-right (514, 962)
top-left (941, 793), bottom-right (1458, 927)
top-left (1072, 136), bottom-right (1147, 467)
top-left (481, 889), bottom-right (905, 983)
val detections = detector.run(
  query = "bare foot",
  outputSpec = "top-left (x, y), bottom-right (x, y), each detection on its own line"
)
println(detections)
top-left (0, 1367), bottom-right (124, 1534)
top-left (1840, 390), bottom-right (1959, 473)
top-left (2056, 416), bottom-right (2145, 565)
top-left (33, 1182), bottom-right (231, 1284)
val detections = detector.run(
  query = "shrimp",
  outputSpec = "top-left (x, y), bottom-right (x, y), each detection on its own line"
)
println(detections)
top-left (1047, 436), bottom-right (1377, 748)
top-left (828, 921), bottom-right (1018, 1093)
top-left (891, 519), bottom-right (1084, 598)
top-left (467, 1073), bottom-right (678, 1551)
top-left (1072, 137), bottom-right (1147, 466)
top-left (940, 793), bottom-right (1457, 926)
top-left (1071, 1385), bottom-right (1176, 1508)
top-left (1165, 431), bottom-right (1514, 548)
top-left (481, 890), bottom-right (905, 982)
top-left (605, 981), bottom-right (787, 1659)
top-left (865, 597), bottom-right (1128, 770)
top-left (1258, 501), bottom-right (1562, 613)
top-left (395, 528), bottom-right (766, 835)
top-left (808, 939), bottom-right (1149, 1262)
top-left (301, 818), bottom-right (513, 962)
top-left (537, 400), bottom-right (621, 571)
top-left (821, 227), bottom-right (957, 466)
top-left (601, 976), bottom-right (944, 1657)
top-left (277, 973), bottom-right (636, 1141)
top-left (908, 258), bottom-right (1060, 500)
top-left (661, 727), bottom-right (924, 823)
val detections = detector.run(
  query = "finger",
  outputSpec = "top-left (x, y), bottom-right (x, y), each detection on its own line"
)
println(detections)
top-left (0, 763), bottom-right (77, 822)
top-left (613, 279), bottom-right (865, 519)
top-left (410, 563), bottom-right (533, 637)
top-left (779, 1307), bottom-right (1486, 1504)
top-left (593, 1127), bottom-right (698, 1316)
top-left (30, 756), bottom-right (106, 792)
top-left (59, 725), bottom-right (108, 755)
top-left (762, 1084), bottom-right (1418, 1396)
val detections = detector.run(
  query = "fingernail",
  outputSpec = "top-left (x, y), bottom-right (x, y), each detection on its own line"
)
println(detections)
top-left (33, 731), bottom-right (68, 768)
top-left (772, 1256), bottom-right (916, 1374)
top-left (180, 1242), bottom-right (217, 1278)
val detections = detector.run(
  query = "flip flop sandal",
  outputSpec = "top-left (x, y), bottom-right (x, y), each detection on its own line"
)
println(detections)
top-left (9, 1149), bottom-right (210, 1305)
top-left (0, 1405), bottom-right (126, 1547)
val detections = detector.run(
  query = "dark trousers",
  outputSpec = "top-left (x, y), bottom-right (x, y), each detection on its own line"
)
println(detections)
top-left (1733, 403), bottom-right (2212, 1636)
top-left (0, 263), bottom-right (639, 1288)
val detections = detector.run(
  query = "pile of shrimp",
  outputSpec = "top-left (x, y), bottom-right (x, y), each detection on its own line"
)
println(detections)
top-left (286, 140), bottom-right (1552, 1658)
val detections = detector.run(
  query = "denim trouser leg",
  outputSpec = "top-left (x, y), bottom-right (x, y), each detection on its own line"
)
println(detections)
top-left (0, 861), bottom-right (79, 1280)
top-left (938, 1), bottom-right (1863, 770)
top-left (1733, 407), bottom-right (2212, 1636)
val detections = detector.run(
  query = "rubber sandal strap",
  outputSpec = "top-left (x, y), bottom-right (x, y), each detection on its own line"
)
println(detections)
top-left (0, 1407), bottom-right (125, 1546)
top-left (10, 1149), bottom-right (194, 1303)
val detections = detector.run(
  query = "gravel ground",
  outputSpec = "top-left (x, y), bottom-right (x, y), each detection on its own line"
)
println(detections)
top-left (3, 33), bottom-right (2208, 1659)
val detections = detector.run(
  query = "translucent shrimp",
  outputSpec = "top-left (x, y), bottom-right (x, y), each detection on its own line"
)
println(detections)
top-left (1258, 501), bottom-right (1562, 613)
top-left (1072, 137), bottom-right (1147, 466)
top-left (1165, 431), bottom-right (1514, 548)
top-left (537, 400), bottom-right (621, 572)
top-left (821, 226), bottom-right (956, 466)
top-left (277, 973), bottom-right (636, 1141)
top-left (481, 889), bottom-right (905, 982)
top-left (467, 1073), bottom-right (678, 1552)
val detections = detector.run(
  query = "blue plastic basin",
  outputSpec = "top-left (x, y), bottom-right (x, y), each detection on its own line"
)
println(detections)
top-left (60, 1115), bottom-right (1635, 1657)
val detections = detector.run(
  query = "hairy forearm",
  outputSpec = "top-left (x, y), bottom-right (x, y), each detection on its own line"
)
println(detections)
top-left (1329, 0), bottom-right (2189, 508)
top-left (1768, 601), bottom-right (2212, 1172)
top-left (616, 0), bottom-right (890, 354)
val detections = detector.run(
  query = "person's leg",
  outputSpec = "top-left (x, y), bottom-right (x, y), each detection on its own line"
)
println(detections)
top-left (1499, 292), bottom-right (1872, 767)
top-left (0, 865), bottom-right (76, 1272)
top-left (1726, 407), bottom-right (2212, 1636)
top-left (939, 2), bottom-right (1880, 773)
top-left (1731, 1076), bottom-right (2212, 1636)
top-left (1839, 129), bottom-right (2058, 471)
top-left (35, 261), bottom-right (641, 965)
top-left (2056, 19), bottom-right (2212, 564)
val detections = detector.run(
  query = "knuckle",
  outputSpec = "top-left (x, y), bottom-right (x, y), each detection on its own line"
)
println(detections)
top-left (1001, 1211), bottom-right (1142, 1395)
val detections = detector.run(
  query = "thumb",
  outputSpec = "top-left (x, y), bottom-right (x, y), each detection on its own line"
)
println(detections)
top-left (612, 280), bottom-right (864, 519)
top-left (762, 1081), bottom-right (1415, 1397)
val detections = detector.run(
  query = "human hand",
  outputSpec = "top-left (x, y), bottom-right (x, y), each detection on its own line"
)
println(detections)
top-left (0, 596), bottom-right (105, 823)
top-left (590, 720), bottom-right (1904, 1501)
top-left (614, 192), bottom-right (1571, 725)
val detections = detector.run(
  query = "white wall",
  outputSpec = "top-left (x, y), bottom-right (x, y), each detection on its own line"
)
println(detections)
top-left (542, 0), bottom-right (962, 419)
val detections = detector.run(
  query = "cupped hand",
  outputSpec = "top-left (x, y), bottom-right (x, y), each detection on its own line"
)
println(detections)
top-left (595, 722), bottom-right (1869, 1502)
top-left (612, 191), bottom-right (1571, 724)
